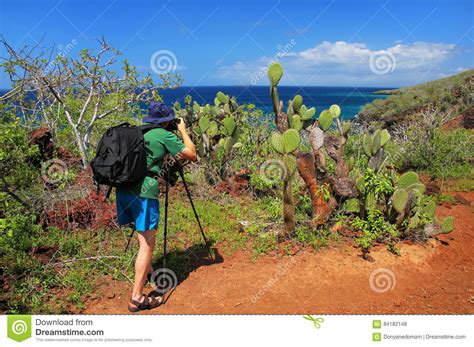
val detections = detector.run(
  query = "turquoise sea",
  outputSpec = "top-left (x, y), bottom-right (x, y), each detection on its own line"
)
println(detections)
top-left (160, 86), bottom-right (392, 120)
top-left (0, 86), bottom-right (392, 120)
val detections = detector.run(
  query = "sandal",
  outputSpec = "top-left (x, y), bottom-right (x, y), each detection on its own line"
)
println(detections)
top-left (128, 294), bottom-right (163, 313)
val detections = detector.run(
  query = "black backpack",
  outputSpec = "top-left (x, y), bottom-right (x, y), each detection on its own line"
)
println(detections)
top-left (91, 123), bottom-right (160, 191)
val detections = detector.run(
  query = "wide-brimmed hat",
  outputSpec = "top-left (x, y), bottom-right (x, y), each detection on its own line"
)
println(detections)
top-left (143, 102), bottom-right (176, 124)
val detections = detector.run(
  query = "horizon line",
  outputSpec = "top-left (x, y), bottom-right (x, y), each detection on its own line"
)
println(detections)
top-left (0, 85), bottom-right (399, 91)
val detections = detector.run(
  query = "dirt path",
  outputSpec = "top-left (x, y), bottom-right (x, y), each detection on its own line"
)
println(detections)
top-left (84, 192), bottom-right (474, 314)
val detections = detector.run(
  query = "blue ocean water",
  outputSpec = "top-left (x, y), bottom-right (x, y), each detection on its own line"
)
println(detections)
top-left (160, 86), bottom-right (391, 120)
top-left (0, 86), bottom-right (391, 120)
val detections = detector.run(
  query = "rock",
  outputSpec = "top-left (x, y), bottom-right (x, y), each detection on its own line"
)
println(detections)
top-left (238, 220), bottom-right (251, 233)
top-left (425, 179), bottom-right (441, 196)
top-left (215, 169), bottom-right (250, 197)
top-left (57, 146), bottom-right (82, 168)
top-left (28, 128), bottom-right (54, 167)
top-left (107, 293), bottom-right (115, 299)
top-left (462, 107), bottom-right (474, 129)
top-left (453, 194), bottom-right (470, 205)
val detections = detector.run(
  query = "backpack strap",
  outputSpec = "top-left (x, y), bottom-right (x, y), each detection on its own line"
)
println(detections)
top-left (140, 123), bottom-right (163, 133)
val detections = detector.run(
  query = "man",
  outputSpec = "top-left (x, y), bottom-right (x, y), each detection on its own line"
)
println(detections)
top-left (116, 102), bottom-right (196, 312)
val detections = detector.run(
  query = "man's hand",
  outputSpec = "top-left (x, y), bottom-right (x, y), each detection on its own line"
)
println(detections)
top-left (177, 118), bottom-right (187, 134)
top-left (175, 117), bottom-right (196, 161)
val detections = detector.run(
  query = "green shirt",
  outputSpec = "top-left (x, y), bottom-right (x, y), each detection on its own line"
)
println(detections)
top-left (117, 127), bottom-right (185, 199)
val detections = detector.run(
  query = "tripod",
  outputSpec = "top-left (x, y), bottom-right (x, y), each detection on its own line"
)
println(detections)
top-left (124, 161), bottom-right (214, 269)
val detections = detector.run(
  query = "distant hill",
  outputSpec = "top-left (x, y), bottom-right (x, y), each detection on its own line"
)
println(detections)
top-left (355, 69), bottom-right (474, 129)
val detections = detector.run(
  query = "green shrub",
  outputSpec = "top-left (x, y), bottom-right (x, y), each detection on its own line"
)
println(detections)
top-left (352, 210), bottom-right (399, 258)
top-left (403, 128), bottom-right (473, 179)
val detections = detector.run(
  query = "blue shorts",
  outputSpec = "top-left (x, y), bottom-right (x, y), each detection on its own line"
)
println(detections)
top-left (116, 192), bottom-right (160, 232)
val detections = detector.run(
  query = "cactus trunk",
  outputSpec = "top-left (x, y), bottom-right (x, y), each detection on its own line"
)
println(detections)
top-left (282, 178), bottom-right (296, 237)
top-left (296, 152), bottom-right (334, 225)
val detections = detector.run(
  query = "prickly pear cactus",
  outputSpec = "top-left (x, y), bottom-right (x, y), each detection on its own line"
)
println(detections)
top-left (270, 129), bottom-right (301, 154)
top-left (319, 110), bottom-right (333, 131)
top-left (223, 116), bottom-right (236, 136)
top-left (282, 129), bottom-right (301, 153)
top-left (268, 62), bottom-right (283, 87)
top-left (270, 132), bottom-right (285, 154)
top-left (216, 91), bottom-right (229, 104)
top-left (198, 116), bottom-right (210, 133)
top-left (392, 188), bottom-right (409, 214)
top-left (397, 171), bottom-right (420, 189)
top-left (440, 216), bottom-right (454, 233)
top-left (289, 115), bottom-right (303, 131)
top-left (329, 104), bottom-right (341, 118)
top-left (292, 95), bottom-right (303, 113)
top-left (299, 105), bottom-right (316, 121)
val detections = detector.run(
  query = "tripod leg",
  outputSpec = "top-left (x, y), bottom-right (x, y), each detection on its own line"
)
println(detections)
top-left (177, 167), bottom-right (214, 261)
top-left (163, 174), bottom-right (170, 269)
top-left (124, 228), bottom-right (135, 252)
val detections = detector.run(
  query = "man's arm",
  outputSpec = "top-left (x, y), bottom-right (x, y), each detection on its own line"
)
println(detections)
top-left (177, 118), bottom-right (197, 161)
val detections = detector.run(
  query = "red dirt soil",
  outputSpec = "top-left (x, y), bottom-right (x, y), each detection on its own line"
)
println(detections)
top-left (84, 192), bottom-right (474, 314)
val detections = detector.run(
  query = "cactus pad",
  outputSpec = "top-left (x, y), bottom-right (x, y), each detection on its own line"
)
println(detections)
top-left (329, 104), bottom-right (341, 118)
top-left (408, 213), bottom-right (422, 229)
top-left (380, 129), bottom-right (391, 147)
top-left (197, 141), bottom-right (205, 157)
top-left (397, 171), bottom-right (420, 189)
top-left (198, 116), bottom-right (210, 133)
top-left (424, 200), bottom-right (436, 219)
top-left (300, 106), bottom-right (316, 120)
top-left (208, 121), bottom-right (218, 137)
top-left (216, 91), bottom-right (229, 104)
top-left (292, 95), bottom-right (303, 113)
top-left (267, 62), bottom-right (283, 87)
top-left (290, 115), bottom-right (303, 131)
top-left (224, 136), bottom-right (234, 154)
top-left (270, 132), bottom-right (284, 154)
top-left (282, 128), bottom-right (301, 153)
top-left (356, 176), bottom-right (365, 193)
top-left (406, 183), bottom-right (426, 194)
top-left (392, 188), bottom-right (409, 214)
top-left (319, 110), bottom-right (333, 131)
top-left (371, 130), bottom-right (382, 155)
top-left (362, 134), bottom-right (372, 157)
top-left (440, 216), bottom-right (454, 233)
top-left (223, 116), bottom-right (236, 136)
top-left (341, 198), bottom-right (360, 213)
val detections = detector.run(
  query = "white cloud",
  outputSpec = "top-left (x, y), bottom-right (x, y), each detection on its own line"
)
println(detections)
top-left (216, 41), bottom-right (457, 86)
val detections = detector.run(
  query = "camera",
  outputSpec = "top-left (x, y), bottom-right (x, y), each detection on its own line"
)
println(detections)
top-left (166, 118), bottom-right (181, 132)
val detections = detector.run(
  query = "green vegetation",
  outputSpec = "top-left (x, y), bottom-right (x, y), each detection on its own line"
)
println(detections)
top-left (0, 40), bottom-right (469, 314)
top-left (358, 69), bottom-right (473, 128)
top-left (355, 70), bottom-right (473, 181)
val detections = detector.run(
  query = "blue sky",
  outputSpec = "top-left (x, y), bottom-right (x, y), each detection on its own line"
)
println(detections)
top-left (0, 0), bottom-right (472, 88)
